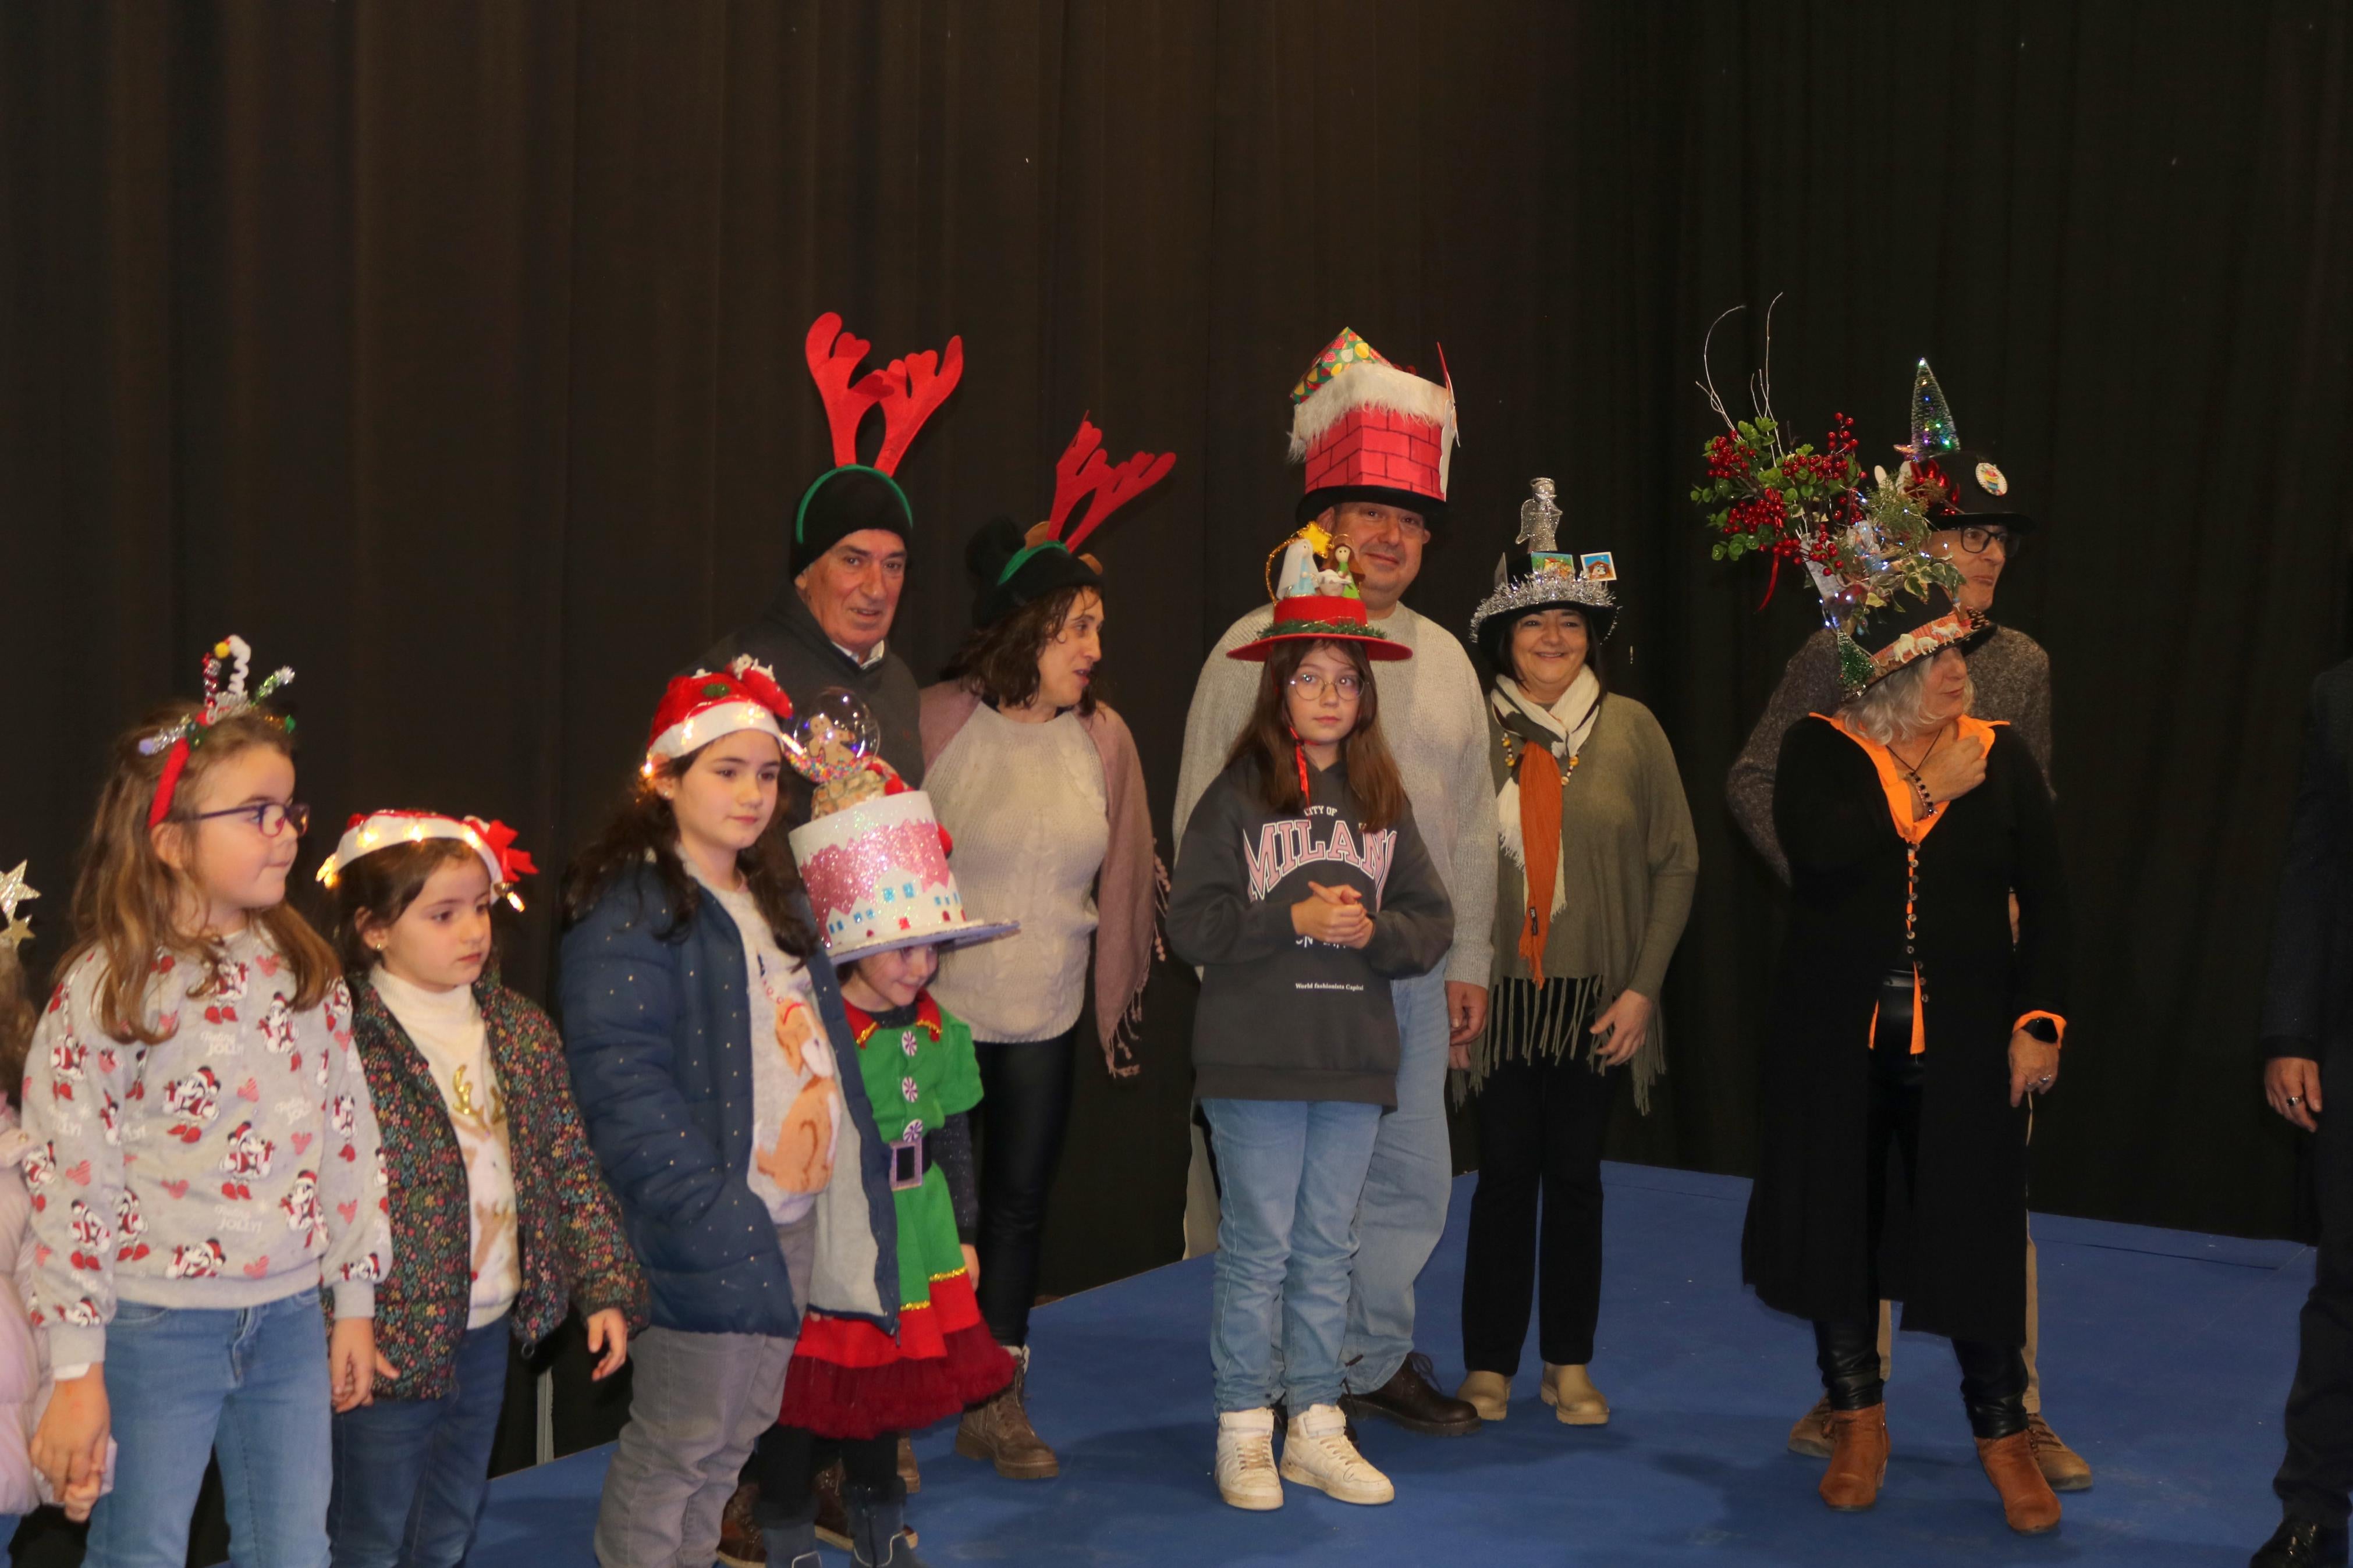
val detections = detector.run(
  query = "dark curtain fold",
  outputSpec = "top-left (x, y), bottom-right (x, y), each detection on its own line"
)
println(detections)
top-left (4, 2), bottom-right (2351, 1542)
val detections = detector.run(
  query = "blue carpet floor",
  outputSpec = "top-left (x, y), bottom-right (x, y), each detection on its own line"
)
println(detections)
top-left (473, 1162), bottom-right (2309, 1565)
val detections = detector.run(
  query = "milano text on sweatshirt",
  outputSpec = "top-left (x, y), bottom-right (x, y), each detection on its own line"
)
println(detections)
top-left (1170, 756), bottom-right (1453, 1105)
top-left (23, 929), bottom-right (391, 1366)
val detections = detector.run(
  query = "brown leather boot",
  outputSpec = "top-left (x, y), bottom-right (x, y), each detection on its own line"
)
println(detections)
top-left (955, 1345), bottom-right (1060, 1479)
top-left (1976, 1430), bottom-right (2062, 1534)
top-left (1817, 1404), bottom-right (1889, 1512)
top-left (897, 1432), bottom-right (921, 1494)
top-left (1787, 1394), bottom-right (1836, 1458)
top-left (716, 1481), bottom-right (766, 1567)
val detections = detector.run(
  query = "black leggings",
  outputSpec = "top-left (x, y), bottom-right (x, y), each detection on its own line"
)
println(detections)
top-left (1812, 977), bottom-right (2027, 1441)
top-left (972, 1026), bottom-right (1078, 1347)
top-left (744, 1425), bottom-right (899, 1526)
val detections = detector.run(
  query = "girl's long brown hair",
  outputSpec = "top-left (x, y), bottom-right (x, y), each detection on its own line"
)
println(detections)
top-left (63, 704), bottom-right (340, 1044)
top-left (562, 740), bottom-right (817, 955)
top-left (1225, 638), bottom-right (1408, 830)
top-left (0, 944), bottom-right (34, 1110)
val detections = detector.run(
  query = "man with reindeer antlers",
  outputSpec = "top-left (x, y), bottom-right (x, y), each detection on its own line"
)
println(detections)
top-left (700, 311), bottom-right (963, 827)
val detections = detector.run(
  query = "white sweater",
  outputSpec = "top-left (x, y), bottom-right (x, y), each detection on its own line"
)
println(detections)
top-left (929, 704), bottom-right (1110, 1041)
top-left (1172, 600), bottom-right (1497, 989)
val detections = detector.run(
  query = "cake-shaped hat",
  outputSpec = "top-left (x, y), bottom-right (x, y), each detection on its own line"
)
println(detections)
top-left (1288, 328), bottom-right (1457, 525)
top-left (785, 694), bottom-right (1016, 963)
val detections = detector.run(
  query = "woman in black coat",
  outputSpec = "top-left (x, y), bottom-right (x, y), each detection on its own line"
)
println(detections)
top-left (1742, 610), bottom-right (2070, 1535)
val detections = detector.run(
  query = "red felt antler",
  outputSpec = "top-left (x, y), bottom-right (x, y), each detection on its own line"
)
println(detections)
top-left (1046, 415), bottom-right (1176, 551)
top-left (805, 314), bottom-right (883, 468)
top-left (857, 336), bottom-right (964, 475)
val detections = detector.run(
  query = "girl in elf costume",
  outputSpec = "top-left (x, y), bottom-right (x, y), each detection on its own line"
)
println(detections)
top-left (738, 753), bottom-right (1016, 1568)
top-left (318, 810), bottom-right (646, 1567)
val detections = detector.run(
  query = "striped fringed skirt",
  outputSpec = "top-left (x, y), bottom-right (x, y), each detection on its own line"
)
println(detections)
top-left (1467, 973), bottom-right (1663, 1115)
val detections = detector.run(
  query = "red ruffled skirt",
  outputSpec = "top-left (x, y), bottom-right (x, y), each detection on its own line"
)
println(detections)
top-left (779, 1267), bottom-right (1015, 1439)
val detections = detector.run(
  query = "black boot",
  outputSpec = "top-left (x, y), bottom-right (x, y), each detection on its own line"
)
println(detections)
top-left (843, 1478), bottom-right (932, 1567)
top-left (2255, 1518), bottom-right (2352, 1567)
top-left (751, 1477), bottom-right (821, 1568)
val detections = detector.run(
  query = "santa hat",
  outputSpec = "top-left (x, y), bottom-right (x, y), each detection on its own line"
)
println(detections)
top-left (316, 813), bottom-right (538, 911)
top-left (966, 414), bottom-right (1176, 626)
top-left (1288, 328), bottom-right (1457, 525)
top-left (646, 656), bottom-right (796, 767)
top-left (793, 312), bottom-right (964, 574)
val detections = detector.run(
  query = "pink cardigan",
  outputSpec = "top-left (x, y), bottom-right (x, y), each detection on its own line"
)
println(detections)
top-left (919, 685), bottom-right (1162, 1078)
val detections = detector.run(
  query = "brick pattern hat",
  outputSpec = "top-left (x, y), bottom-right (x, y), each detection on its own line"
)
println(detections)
top-left (1288, 328), bottom-right (1458, 525)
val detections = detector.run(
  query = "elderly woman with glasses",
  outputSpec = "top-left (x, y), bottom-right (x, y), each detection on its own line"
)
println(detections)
top-left (1744, 579), bottom-right (2072, 1535)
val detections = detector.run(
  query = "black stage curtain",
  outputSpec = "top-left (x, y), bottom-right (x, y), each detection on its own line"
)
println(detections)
top-left (5, 0), bottom-right (2352, 1526)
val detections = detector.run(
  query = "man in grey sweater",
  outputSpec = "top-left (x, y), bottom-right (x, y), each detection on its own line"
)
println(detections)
top-left (1174, 497), bottom-right (1498, 1438)
top-left (1726, 496), bottom-right (2091, 1491)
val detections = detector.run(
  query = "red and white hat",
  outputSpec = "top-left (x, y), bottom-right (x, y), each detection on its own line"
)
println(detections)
top-left (645, 656), bottom-right (796, 769)
top-left (1289, 328), bottom-right (1458, 525)
top-left (316, 812), bottom-right (538, 909)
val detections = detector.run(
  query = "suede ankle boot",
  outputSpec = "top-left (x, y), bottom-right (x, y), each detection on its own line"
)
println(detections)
top-left (1818, 1404), bottom-right (1889, 1512)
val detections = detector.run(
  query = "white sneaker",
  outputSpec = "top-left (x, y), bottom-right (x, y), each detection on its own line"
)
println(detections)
top-left (1279, 1403), bottom-right (1394, 1505)
top-left (1216, 1408), bottom-right (1284, 1510)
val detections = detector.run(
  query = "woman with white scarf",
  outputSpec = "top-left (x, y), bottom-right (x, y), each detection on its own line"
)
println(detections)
top-left (1452, 528), bottom-right (1698, 1427)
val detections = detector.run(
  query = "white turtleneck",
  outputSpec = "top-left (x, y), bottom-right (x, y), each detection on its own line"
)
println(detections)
top-left (370, 965), bottom-right (519, 1328)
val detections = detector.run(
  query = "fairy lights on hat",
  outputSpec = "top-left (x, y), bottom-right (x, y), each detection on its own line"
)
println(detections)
top-left (0, 861), bottom-right (37, 954)
top-left (317, 813), bottom-right (538, 911)
top-left (644, 656), bottom-right (797, 774)
top-left (139, 635), bottom-right (296, 827)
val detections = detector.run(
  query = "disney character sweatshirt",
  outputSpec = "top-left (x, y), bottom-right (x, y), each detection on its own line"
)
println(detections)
top-left (1171, 755), bottom-right (1454, 1105)
top-left (23, 930), bottom-right (391, 1367)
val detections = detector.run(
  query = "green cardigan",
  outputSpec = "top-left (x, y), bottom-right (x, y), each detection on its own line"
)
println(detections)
top-left (1475, 691), bottom-right (1699, 1110)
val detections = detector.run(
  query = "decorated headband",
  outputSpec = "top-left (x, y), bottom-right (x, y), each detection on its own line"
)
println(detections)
top-left (794, 312), bottom-right (964, 545)
top-left (317, 813), bottom-right (538, 911)
top-left (645, 655), bottom-right (796, 769)
top-left (140, 635), bottom-right (296, 827)
top-left (0, 861), bottom-right (37, 955)
top-left (996, 416), bottom-right (1176, 586)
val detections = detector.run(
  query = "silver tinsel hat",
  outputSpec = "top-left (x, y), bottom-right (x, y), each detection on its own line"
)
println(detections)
top-left (1467, 477), bottom-right (1621, 653)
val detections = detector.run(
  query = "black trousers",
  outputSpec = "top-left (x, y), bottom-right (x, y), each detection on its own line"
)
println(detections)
top-left (1460, 1046), bottom-right (1617, 1374)
top-left (743, 1424), bottom-right (898, 1526)
top-left (2279, 1054), bottom-right (2353, 1527)
top-left (1812, 976), bottom-right (2026, 1439)
top-left (972, 1024), bottom-right (1080, 1348)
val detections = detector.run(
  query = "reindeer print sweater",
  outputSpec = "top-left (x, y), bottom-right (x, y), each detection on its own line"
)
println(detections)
top-left (22, 929), bottom-right (391, 1367)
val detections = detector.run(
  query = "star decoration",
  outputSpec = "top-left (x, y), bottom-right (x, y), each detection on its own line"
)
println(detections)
top-left (0, 915), bottom-right (29, 954)
top-left (0, 862), bottom-right (38, 923)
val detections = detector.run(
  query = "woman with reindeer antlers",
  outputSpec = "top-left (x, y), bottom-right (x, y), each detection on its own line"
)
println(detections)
top-left (911, 417), bottom-right (1175, 1481)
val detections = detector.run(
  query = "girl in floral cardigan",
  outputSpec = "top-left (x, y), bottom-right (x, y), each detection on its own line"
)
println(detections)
top-left (321, 811), bottom-right (646, 1568)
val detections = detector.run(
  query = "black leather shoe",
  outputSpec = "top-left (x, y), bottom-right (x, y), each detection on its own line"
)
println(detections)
top-left (2255, 1517), bottom-right (2351, 1567)
top-left (1341, 1351), bottom-right (1482, 1437)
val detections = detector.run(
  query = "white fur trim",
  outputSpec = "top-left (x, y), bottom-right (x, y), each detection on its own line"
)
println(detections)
top-left (1287, 361), bottom-right (1457, 459)
top-left (647, 701), bottom-right (788, 762)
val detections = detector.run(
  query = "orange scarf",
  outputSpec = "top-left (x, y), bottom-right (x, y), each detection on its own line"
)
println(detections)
top-left (1516, 745), bottom-right (1564, 984)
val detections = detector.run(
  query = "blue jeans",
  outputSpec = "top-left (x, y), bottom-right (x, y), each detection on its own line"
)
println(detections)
top-left (328, 1317), bottom-right (510, 1567)
top-left (1342, 969), bottom-right (1454, 1395)
top-left (1203, 1097), bottom-right (1382, 1413)
top-left (85, 1288), bottom-right (333, 1568)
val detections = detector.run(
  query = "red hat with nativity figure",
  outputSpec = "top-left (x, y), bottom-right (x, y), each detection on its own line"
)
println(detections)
top-left (316, 812), bottom-right (538, 911)
top-left (964, 415), bottom-right (1176, 627)
top-left (785, 695), bottom-right (1016, 963)
top-left (1288, 327), bottom-right (1458, 525)
top-left (1691, 304), bottom-right (1986, 695)
top-left (794, 312), bottom-right (964, 575)
top-left (1230, 520), bottom-right (1414, 663)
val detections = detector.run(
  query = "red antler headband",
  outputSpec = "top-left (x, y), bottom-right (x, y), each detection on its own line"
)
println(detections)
top-left (140, 635), bottom-right (296, 827)
top-left (316, 812), bottom-right (539, 911)
top-left (996, 415), bottom-right (1177, 586)
top-left (804, 312), bottom-right (964, 477)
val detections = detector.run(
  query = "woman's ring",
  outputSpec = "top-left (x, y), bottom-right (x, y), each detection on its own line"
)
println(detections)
top-left (2037, 1074), bottom-right (2053, 1085)
top-left (2292, 1095), bottom-right (2305, 1105)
